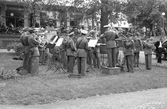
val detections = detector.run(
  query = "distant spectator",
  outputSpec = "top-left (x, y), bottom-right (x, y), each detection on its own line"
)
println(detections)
top-left (9, 23), bottom-right (14, 28)
top-left (1, 23), bottom-right (6, 32)
top-left (35, 22), bottom-right (40, 28)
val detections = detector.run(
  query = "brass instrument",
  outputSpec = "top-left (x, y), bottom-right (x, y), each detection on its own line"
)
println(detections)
top-left (38, 34), bottom-right (47, 48)
top-left (143, 39), bottom-right (153, 49)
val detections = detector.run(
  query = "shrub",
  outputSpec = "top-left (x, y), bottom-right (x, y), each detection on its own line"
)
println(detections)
top-left (7, 42), bottom-right (23, 56)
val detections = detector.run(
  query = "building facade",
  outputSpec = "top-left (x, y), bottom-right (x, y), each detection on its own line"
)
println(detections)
top-left (0, 0), bottom-right (83, 29)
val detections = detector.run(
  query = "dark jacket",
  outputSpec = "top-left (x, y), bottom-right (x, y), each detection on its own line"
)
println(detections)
top-left (100, 30), bottom-right (119, 48)
top-left (28, 35), bottom-right (40, 57)
top-left (76, 36), bottom-right (89, 57)
top-left (124, 39), bottom-right (134, 56)
top-left (66, 38), bottom-right (76, 56)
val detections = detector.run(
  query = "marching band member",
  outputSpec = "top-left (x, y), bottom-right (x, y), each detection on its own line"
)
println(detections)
top-left (143, 37), bottom-right (154, 70)
top-left (86, 32), bottom-right (93, 71)
top-left (38, 32), bottom-right (47, 65)
top-left (89, 30), bottom-right (100, 69)
top-left (20, 28), bottom-right (31, 73)
top-left (61, 32), bottom-right (69, 69)
top-left (100, 24), bottom-right (119, 68)
top-left (66, 32), bottom-right (76, 73)
top-left (76, 30), bottom-right (89, 76)
top-left (124, 33), bottom-right (135, 73)
top-left (133, 32), bottom-right (143, 67)
top-left (116, 33), bottom-right (126, 69)
top-left (28, 30), bottom-right (40, 76)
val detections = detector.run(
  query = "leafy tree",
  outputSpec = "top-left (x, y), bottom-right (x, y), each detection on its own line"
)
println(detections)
top-left (72, 0), bottom-right (124, 33)
top-left (123, 0), bottom-right (167, 35)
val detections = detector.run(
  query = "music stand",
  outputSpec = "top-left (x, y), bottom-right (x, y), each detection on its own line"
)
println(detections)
top-left (46, 48), bottom-right (66, 73)
top-left (46, 38), bottom-right (66, 73)
top-left (54, 38), bottom-right (66, 73)
top-left (86, 39), bottom-right (98, 72)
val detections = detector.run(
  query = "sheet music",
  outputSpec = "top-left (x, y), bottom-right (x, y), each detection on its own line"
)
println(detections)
top-left (46, 31), bottom-right (57, 42)
top-left (88, 39), bottom-right (98, 47)
top-left (56, 38), bottom-right (64, 47)
top-left (50, 36), bottom-right (58, 44)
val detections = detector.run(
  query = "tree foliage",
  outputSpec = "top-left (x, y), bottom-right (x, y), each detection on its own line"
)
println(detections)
top-left (123, 0), bottom-right (167, 34)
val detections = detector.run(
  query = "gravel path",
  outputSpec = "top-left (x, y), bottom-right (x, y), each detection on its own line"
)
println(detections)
top-left (0, 88), bottom-right (167, 109)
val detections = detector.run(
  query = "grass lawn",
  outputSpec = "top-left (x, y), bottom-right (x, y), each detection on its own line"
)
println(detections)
top-left (0, 53), bottom-right (167, 105)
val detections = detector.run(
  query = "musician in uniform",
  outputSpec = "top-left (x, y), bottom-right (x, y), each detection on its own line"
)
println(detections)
top-left (100, 24), bottom-right (119, 68)
top-left (143, 37), bottom-right (154, 70)
top-left (86, 30), bottom-right (94, 72)
top-left (66, 32), bottom-right (76, 73)
top-left (28, 31), bottom-right (40, 76)
top-left (76, 30), bottom-right (89, 75)
top-left (89, 30), bottom-right (100, 69)
top-left (124, 33), bottom-right (134, 73)
top-left (38, 32), bottom-right (47, 65)
top-left (61, 32), bottom-right (69, 69)
top-left (133, 32), bottom-right (143, 67)
top-left (20, 28), bottom-right (31, 74)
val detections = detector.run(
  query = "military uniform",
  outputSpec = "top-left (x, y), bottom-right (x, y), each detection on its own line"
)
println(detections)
top-left (124, 39), bottom-right (134, 73)
top-left (76, 34), bottom-right (89, 75)
top-left (100, 30), bottom-right (119, 67)
top-left (143, 39), bottom-right (154, 70)
top-left (20, 33), bottom-right (30, 71)
top-left (66, 36), bottom-right (76, 73)
top-left (61, 35), bottom-right (69, 69)
top-left (28, 34), bottom-right (40, 76)
top-left (91, 35), bottom-right (100, 69)
top-left (134, 38), bottom-right (143, 67)
top-left (39, 35), bottom-right (47, 65)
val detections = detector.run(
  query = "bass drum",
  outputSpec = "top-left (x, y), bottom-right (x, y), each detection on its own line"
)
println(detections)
top-left (100, 43), bottom-right (107, 54)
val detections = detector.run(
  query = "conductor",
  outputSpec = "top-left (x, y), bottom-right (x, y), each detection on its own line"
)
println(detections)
top-left (100, 24), bottom-right (119, 68)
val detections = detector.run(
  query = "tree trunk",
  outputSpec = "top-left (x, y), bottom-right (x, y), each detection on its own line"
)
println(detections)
top-left (86, 16), bottom-right (90, 30)
top-left (100, 0), bottom-right (109, 54)
top-left (92, 13), bottom-right (95, 29)
top-left (101, 0), bottom-right (109, 34)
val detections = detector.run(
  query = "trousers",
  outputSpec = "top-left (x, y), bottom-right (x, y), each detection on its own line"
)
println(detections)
top-left (77, 57), bottom-right (86, 75)
top-left (145, 54), bottom-right (152, 69)
top-left (92, 51), bottom-right (100, 68)
top-left (134, 52), bottom-right (140, 67)
top-left (67, 56), bottom-right (75, 73)
top-left (107, 48), bottom-right (117, 67)
top-left (29, 56), bottom-right (39, 76)
top-left (39, 50), bottom-right (46, 65)
top-left (157, 48), bottom-right (163, 63)
top-left (125, 55), bottom-right (134, 72)
top-left (23, 53), bottom-right (29, 70)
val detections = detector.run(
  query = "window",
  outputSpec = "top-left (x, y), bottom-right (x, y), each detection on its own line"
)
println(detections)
top-left (6, 7), bottom-right (23, 27)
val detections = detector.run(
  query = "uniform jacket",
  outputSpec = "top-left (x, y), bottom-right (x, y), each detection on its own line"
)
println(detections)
top-left (76, 36), bottom-right (89, 57)
top-left (134, 38), bottom-right (143, 53)
top-left (66, 38), bottom-right (76, 56)
top-left (144, 41), bottom-right (154, 55)
top-left (20, 34), bottom-right (30, 54)
top-left (124, 39), bottom-right (134, 56)
top-left (61, 36), bottom-right (69, 52)
top-left (28, 36), bottom-right (40, 57)
top-left (100, 30), bottom-right (119, 48)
